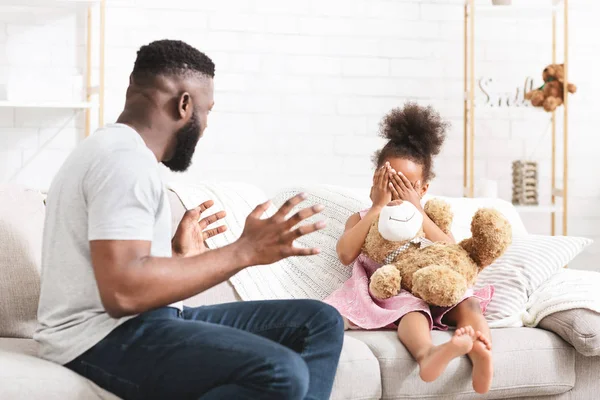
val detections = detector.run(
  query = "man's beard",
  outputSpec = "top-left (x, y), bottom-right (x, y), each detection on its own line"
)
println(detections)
top-left (163, 112), bottom-right (201, 172)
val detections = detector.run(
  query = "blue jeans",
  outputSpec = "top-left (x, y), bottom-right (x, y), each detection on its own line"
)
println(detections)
top-left (65, 300), bottom-right (344, 400)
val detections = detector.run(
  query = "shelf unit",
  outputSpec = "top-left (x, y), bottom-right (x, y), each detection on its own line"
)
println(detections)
top-left (463, 0), bottom-right (570, 236)
top-left (0, 0), bottom-right (106, 137)
top-left (0, 101), bottom-right (94, 109)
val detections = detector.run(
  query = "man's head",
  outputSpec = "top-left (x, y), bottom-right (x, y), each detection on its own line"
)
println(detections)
top-left (129, 40), bottom-right (215, 172)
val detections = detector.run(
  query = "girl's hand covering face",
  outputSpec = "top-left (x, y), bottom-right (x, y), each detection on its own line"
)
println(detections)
top-left (388, 169), bottom-right (423, 211)
top-left (370, 163), bottom-right (392, 208)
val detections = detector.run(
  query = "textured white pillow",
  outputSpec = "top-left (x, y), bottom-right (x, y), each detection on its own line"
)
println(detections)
top-left (168, 182), bottom-right (370, 301)
top-left (167, 180), bottom-right (275, 242)
top-left (474, 234), bottom-right (594, 328)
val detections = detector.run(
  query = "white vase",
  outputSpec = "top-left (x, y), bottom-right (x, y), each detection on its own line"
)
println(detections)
top-left (492, 0), bottom-right (512, 5)
top-left (476, 180), bottom-right (499, 198)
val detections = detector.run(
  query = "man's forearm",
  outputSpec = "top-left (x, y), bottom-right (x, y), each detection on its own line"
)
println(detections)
top-left (109, 242), bottom-right (250, 317)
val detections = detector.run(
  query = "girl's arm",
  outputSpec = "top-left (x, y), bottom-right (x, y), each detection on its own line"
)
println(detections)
top-left (421, 214), bottom-right (454, 243)
top-left (337, 165), bottom-right (393, 265)
top-left (337, 207), bottom-right (383, 265)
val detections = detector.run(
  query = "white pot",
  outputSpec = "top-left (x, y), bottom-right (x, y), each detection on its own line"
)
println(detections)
top-left (492, 0), bottom-right (512, 4)
top-left (475, 179), bottom-right (499, 198)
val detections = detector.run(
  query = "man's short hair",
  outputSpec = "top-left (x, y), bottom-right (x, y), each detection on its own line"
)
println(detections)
top-left (132, 39), bottom-right (215, 84)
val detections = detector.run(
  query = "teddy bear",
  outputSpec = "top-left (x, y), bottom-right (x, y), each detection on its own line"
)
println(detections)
top-left (525, 63), bottom-right (577, 112)
top-left (363, 199), bottom-right (512, 307)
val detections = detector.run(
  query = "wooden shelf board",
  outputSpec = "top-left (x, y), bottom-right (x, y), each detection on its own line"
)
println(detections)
top-left (467, 0), bottom-right (563, 9)
top-left (1, 0), bottom-right (101, 4)
top-left (0, 0), bottom-right (101, 10)
top-left (467, 0), bottom-right (565, 19)
top-left (514, 205), bottom-right (562, 214)
top-left (0, 101), bottom-right (94, 109)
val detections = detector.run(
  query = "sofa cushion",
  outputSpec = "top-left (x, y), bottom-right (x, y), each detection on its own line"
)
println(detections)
top-left (331, 334), bottom-right (382, 400)
top-left (348, 328), bottom-right (575, 399)
top-left (540, 308), bottom-right (600, 357)
top-left (0, 336), bottom-right (380, 400)
top-left (0, 345), bottom-right (119, 400)
top-left (0, 337), bottom-right (38, 356)
top-left (571, 352), bottom-right (600, 400)
top-left (0, 185), bottom-right (45, 338)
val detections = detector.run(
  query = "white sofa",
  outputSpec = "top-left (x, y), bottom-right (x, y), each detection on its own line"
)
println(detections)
top-left (1, 184), bottom-right (600, 400)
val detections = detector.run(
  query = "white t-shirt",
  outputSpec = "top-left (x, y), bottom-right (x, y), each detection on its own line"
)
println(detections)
top-left (35, 123), bottom-right (182, 365)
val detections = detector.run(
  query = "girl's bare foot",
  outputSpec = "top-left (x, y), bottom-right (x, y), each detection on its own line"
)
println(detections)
top-left (470, 331), bottom-right (493, 394)
top-left (418, 326), bottom-right (475, 382)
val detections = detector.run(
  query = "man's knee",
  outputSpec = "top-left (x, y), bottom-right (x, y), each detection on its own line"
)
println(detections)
top-left (315, 300), bottom-right (345, 342)
top-left (269, 349), bottom-right (310, 400)
top-left (295, 299), bottom-right (344, 334)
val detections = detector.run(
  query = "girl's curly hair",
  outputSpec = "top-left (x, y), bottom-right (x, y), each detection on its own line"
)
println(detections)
top-left (373, 102), bottom-right (449, 182)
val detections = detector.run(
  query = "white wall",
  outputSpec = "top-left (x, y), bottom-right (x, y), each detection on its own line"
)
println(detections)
top-left (0, 0), bottom-right (599, 268)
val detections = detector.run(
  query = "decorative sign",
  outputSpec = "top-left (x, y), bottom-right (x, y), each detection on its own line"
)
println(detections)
top-left (475, 76), bottom-right (536, 107)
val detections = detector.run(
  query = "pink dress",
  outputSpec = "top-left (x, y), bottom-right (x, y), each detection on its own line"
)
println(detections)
top-left (324, 209), bottom-right (494, 331)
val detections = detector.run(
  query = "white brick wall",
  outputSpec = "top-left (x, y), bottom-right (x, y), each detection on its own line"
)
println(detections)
top-left (1, 0), bottom-right (599, 269)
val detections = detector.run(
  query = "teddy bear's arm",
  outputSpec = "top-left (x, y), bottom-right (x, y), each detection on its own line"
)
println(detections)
top-left (460, 208), bottom-right (512, 269)
top-left (423, 199), bottom-right (453, 235)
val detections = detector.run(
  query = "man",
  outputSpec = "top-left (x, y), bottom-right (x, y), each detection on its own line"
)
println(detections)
top-left (35, 39), bottom-right (344, 400)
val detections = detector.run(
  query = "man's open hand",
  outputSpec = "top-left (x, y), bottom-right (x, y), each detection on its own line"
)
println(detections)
top-left (236, 193), bottom-right (326, 266)
top-left (172, 200), bottom-right (227, 257)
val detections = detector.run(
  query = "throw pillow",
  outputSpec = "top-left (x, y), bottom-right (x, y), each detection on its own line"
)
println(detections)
top-left (233, 184), bottom-right (369, 301)
top-left (523, 268), bottom-right (600, 356)
top-left (474, 234), bottom-right (593, 327)
top-left (0, 185), bottom-right (46, 338)
top-left (167, 183), bottom-right (370, 301)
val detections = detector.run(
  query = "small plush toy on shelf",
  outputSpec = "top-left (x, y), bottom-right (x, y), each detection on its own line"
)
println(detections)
top-left (525, 63), bottom-right (577, 112)
top-left (512, 160), bottom-right (539, 206)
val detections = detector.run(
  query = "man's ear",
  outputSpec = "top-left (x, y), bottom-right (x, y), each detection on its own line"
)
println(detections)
top-left (178, 92), bottom-right (193, 120)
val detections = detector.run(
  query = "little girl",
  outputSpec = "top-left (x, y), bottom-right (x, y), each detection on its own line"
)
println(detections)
top-left (324, 103), bottom-right (494, 394)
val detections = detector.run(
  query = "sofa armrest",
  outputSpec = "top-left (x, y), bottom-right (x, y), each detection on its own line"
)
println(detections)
top-left (166, 188), bottom-right (242, 305)
top-left (539, 308), bottom-right (600, 356)
top-left (167, 189), bottom-right (187, 238)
